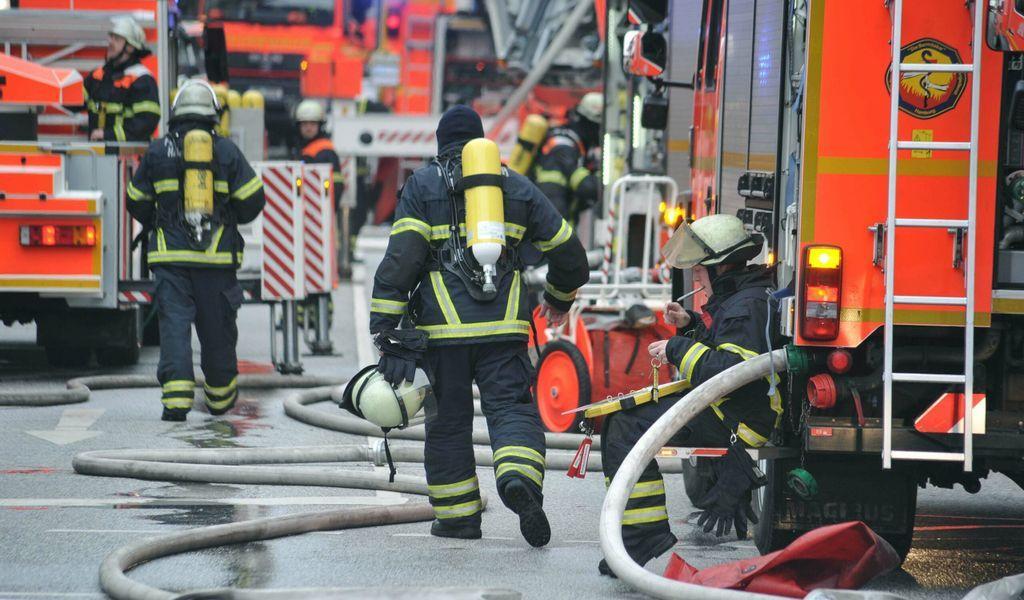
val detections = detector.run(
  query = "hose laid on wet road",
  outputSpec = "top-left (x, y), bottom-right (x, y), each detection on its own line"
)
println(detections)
top-left (599, 350), bottom-right (792, 600)
top-left (70, 384), bottom-right (615, 600)
top-left (0, 374), bottom-right (344, 406)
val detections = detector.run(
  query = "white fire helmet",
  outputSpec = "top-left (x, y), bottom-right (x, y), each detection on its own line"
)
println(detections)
top-left (110, 16), bottom-right (147, 51)
top-left (339, 365), bottom-right (431, 430)
top-left (661, 214), bottom-right (763, 269)
top-left (576, 92), bottom-right (604, 124)
top-left (295, 99), bottom-right (326, 123)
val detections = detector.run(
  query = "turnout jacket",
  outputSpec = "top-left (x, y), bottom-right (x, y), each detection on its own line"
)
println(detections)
top-left (127, 121), bottom-right (266, 268)
top-left (370, 149), bottom-right (590, 346)
top-left (532, 126), bottom-right (598, 221)
top-left (665, 266), bottom-right (782, 447)
top-left (299, 135), bottom-right (344, 208)
top-left (83, 57), bottom-right (160, 142)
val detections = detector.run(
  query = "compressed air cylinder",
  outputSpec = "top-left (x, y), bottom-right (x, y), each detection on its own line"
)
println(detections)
top-left (462, 138), bottom-right (505, 294)
top-left (507, 114), bottom-right (549, 174)
top-left (226, 89), bottom-right (242, 109)
top-left (183, 129), bottom-right (214, 229)
top-left (241, 90), bottom-right (265, 109)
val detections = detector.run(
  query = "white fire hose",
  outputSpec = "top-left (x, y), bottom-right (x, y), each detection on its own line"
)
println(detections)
top-left (599, 349), bottom-right (791, 600)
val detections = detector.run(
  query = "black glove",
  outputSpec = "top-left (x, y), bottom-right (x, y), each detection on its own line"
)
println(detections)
top-left (693, 441), bottom-right (767, 539)
top-left (374, 329), bottom-right (428, 386)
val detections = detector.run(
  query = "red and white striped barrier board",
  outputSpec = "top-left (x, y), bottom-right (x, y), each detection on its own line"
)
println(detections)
top-left (118, 290), bottom-right (152, 304)
top-left (332, 115), bottom-right (519, 158)
top-left (301, 164), bottom-right (336, 294)
top-left (253, 162), bottom-right (305, 301)
top-left (915, 393), bottom-right (986, 435)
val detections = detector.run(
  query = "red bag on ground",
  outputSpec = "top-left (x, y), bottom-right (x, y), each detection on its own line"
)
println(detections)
top-left (663, 521), bottom-right (900, 597)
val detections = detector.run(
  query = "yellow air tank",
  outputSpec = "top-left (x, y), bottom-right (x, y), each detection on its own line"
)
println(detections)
top-left (241, 90), bottom-right (265, 109)
top-left (183, 129), bottom-right (214, 234)
top-left (507, 114), bottom-right (548, 174)
top-left (462, 138), bottom-right (505, 294)
top-left (226, 89), bottom-right (242, 109)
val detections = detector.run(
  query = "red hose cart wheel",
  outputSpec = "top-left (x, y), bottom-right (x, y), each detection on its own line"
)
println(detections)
top-left (535, 340), bottom-right (591, 433)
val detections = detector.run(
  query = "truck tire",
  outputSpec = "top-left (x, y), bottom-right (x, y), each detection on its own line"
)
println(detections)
top-left (681, 457), bottom-right (715, 505)
top-left (751, 458), bottom-right (798, 552)
top-left (751, 456), bottom-right (917, 563)
top-left (45, 346), bottom-right (91, 368)
top-left (96, 345), bottom-right (141, 367)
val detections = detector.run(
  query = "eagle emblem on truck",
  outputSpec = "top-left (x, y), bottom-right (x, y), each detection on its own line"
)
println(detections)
top-left (885, 38), bottom-right (967, 119)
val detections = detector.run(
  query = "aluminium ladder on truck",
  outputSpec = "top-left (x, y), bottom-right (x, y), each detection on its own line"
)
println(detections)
top-left (882, 0), bottom-right (983, 471)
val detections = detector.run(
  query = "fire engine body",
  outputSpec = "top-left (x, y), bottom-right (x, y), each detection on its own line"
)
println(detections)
top-left (628, 0), bottom-right (1024, 559)
top-left (0, 1), bottom-right (179, 367)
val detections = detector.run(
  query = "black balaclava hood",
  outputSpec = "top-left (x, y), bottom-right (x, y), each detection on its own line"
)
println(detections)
top-left (436, 104), bottom-right (484, 154)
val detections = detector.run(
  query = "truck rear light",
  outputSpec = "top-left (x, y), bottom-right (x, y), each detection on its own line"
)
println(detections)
top-left (801, 245), bottom-right (842, 340)
top-left (20, 224), bottom-right (96, 247)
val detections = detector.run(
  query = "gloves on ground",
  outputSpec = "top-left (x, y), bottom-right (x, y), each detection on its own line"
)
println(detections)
top-left (693, 441), bottom-right (767, 539)
top-left (374, 329), bottom-right (428, 386)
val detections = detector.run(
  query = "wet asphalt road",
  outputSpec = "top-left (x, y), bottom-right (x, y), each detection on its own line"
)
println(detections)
top-left (0, 227), bottom-right (1022, 600)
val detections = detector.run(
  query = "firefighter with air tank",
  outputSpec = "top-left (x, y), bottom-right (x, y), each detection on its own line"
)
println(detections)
top-left (348, 105), bottom-right (590, 545)
top-left (126, 80), bottom-right (266, 421)
top-left (511, 92), bottom-right (603, 225)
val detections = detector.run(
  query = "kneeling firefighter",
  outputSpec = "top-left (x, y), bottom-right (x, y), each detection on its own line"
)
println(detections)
top-left (127, 79), bottom-right (266, 421)
top-left (531, 92), bottom-right (603, 223)
top-left (367, 105), bottom-right (590, 545)
top-left (598, 214), bottom-right (780, 576)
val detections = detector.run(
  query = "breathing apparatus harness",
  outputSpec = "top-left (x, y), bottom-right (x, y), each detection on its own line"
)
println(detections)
top-left (430, 152), bottom-right (522, 302)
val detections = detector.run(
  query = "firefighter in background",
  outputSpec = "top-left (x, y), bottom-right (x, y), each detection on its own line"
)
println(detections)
top-left (292, 99), bottom-right (341, 329)
top-left (370, 105), bottom-right (589, 545)
top-left (350, 97), bottom-right (391, 257)
top-left (84, 16), bottom-right (160, 142)
top-left (598, 214), bottom-right (778, 577)
top-left (127, 80), bottom-right (266, 421)
top-left (531, 92), bottom-right (603, 223)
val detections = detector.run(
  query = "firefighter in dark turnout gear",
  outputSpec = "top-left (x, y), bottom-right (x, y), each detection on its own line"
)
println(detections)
top-left (293, 99), bottom-right (339, 329)
top-left (127, 80), bottom-right (266, 421)
top-left (599, 214), bottom-right (780, 577)
top-left (370, 105), bottom-right (590, 545)
top-left (83, 16), bottom-right (160, 142)
top-left (531, 92), bottom-right (602, 223)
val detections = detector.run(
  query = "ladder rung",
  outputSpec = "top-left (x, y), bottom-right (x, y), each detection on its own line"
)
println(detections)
top-left (892, 372), bottom-right (967, 384)
top-left (890, 450), bottom-right (966, 462)
top-left (894, 218), bottom-right (970, 228)
top-left (896, 141), bottom-right (971, 151)
top-left (892, 295), bottom-right (967, 306)
top-left (898, 63), bottom-right (973, 73)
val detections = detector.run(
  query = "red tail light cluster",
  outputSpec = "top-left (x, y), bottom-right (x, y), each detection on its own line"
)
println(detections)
top-left (20, 224), bottom-right (96, 247)
top-left (800, 245), bottom-right (842, 340)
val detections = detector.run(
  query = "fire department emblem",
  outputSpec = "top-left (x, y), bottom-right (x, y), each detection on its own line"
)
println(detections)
top-left (885, 38), bottom-right (967, 119)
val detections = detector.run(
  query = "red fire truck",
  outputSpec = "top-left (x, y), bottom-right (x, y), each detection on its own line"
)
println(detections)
top-left (615, 0), bottom-right (1024, 561)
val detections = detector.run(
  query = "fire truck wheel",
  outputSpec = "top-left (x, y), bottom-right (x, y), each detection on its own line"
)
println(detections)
top-left (45, 346), bottom-right (91, 368)
top-left (681, 457), bottom-right (716, 505)
top-left (751, 458), bottom-right (798, 552)
top-left (535, 340), bottom-right (591, 433)
top-left (96, 345), bottom-right (141, 367)
top-left (142, 305), bottom-right (160, 346)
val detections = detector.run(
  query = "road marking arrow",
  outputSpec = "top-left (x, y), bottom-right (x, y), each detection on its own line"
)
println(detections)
top-left (27, 408), bottom-right (104, 445)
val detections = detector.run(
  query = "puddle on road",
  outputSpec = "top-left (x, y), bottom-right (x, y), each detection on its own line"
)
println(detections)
top-left (903, 513), bottom-right (1024, 589)
top-left (171, 395), bottom-right (271, 448)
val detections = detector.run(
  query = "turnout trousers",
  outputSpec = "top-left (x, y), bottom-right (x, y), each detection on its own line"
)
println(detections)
top-left (423, 341), bottom-right (546, 527)
top-left (601, 397), bottom-right (733, 562)
top-left (154, 266), bottom-right (244, 413)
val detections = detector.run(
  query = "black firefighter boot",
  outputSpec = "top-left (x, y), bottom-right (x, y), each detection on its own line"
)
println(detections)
top-left (161, 407), bottom-right (189, 422)
top-left (430, 519), bottom-right (482, 540)
top-left (502, 478), bottom-right (551, 547)
top-left (598, 531), bottom-right (677, 578)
